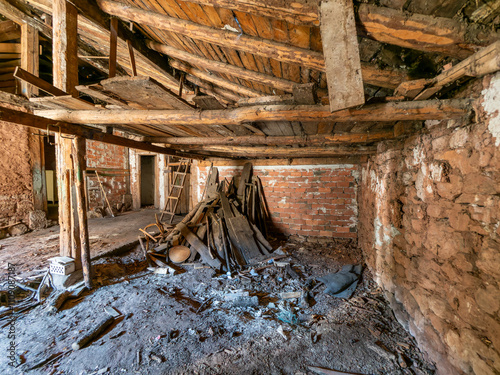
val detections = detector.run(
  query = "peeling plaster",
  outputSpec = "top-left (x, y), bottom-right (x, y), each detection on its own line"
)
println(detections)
top-left (482, 72), bottom-right (500, 146)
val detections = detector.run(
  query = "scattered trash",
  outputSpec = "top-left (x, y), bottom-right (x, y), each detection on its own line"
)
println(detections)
top-left (277, 325), bottom-right (287, 340)
top-left (277, 304), bottom-right (298, 325)
top-left (316, 264), bottom-right (363, 298)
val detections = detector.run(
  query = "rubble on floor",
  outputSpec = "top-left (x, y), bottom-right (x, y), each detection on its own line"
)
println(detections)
top-left (139, 164), bottom-right (272, 275)
top-left (0, 237), bottom-right (436, 374)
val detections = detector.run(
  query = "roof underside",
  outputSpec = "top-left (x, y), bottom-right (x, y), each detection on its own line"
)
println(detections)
top-left (1, 0), bottom-right (499, 159)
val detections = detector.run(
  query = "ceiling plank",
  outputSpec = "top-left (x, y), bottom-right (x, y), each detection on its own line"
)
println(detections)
top-left (320, 0), bottom-right (364, 111)
top-left (179, 0), bottom-right (320, 26)
top-left (34, 98), bottom-right (472, 126)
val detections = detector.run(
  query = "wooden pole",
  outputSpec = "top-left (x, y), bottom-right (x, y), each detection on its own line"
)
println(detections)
top-left (20, 24), bottom-right (39, 97)
top-left (34, 99), bottom-right (473, 127)
top-left (144, 131), bottom-right (395, 146)
top-left (72, 137), bottom-right (92, 288)
top-left (0, 106), bottom-right (207, 159)
top-left (53, 0), bottom-right (79, 264)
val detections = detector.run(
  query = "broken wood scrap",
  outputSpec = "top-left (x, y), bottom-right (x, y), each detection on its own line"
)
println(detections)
top-left (72, 315), bottom-right (115, 350)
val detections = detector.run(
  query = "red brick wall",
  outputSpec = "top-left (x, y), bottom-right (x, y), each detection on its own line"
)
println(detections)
top-left (195, 163), bottom-right (359, 239)
top-left (86, 140), bottom-right (129, 210)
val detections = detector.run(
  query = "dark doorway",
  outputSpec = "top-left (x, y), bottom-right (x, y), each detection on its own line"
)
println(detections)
top-left (140, 155), bottom-right (155, 206)
top-left (44, 135), bottom-right (58, 220)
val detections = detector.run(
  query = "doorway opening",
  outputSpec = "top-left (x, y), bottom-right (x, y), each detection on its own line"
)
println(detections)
top-left (140, 155), bottom-right (155, 207)
top-left (44, 135), bottom-right (58, 221)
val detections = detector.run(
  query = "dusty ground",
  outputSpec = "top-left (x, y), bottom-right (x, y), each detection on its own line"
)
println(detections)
top-left (0, 235), bottom-right (435, 375)
top-left (0, 209), bottom-right (169, 282)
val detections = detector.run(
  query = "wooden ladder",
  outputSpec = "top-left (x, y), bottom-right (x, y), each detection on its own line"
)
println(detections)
top-left (160, 158), bottom-right (190, 223)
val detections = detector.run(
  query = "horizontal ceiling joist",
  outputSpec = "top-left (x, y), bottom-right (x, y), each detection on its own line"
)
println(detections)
top-left (0, 105), bottom-right (204, 159)
top-left (97, 0), bottom-right (497, 63)
top-left (177, 145), bottom-right (377, 158)
top-left (148, 40), bottom-right (407, 90)
top-left (145, 131), bottom-right (395, 146)
top-left (34, 99), bottom-right (472, 127)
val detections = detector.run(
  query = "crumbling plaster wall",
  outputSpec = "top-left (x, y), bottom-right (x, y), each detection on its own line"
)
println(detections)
top-left (359, 74), bottom-right (500, 375)
top-left (0, 125), bottom-right (44, 228)
top-left (192, 162), bottom-right (360, 239)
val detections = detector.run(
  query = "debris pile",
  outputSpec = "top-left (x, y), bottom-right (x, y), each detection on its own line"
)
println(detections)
top-left (139, 163), bottom-right (273, 274)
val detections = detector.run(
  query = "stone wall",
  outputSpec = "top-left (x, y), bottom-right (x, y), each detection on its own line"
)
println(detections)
top-left (358, 74), bottom-right (500, 374)
top-left (193, 162), bottom-right (359, 239)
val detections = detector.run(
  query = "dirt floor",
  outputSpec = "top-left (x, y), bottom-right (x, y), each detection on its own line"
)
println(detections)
top-left (1, 230), bottom-right (436, 375)
top-left (0, 209), bottom-right (170, 282)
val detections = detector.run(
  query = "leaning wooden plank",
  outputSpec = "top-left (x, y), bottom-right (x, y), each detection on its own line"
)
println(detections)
top-left (237, 162), bottom-right (252, 201)
top-left (35, 99), bottom-right (473, 126)
top-left (178, 223), bottom-right (221, 268)
top-left (320, 0), bottom-right (364, 112)
top-left (14, 67), bottom-right (67, 96)
top-left (29, 95), bottom-right (96, 110)
top-left (100, 76), bottom-right (194, 110)
top-left (0, 106), bottom-right (205, 159)
top-left (415, 40), bottom-right (500, 100)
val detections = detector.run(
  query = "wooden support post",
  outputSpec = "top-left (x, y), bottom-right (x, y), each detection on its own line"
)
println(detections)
top-left (109, 17), bottom-right (118, 78)
top-left (72, 137), bottom-right (91, 287)
top-left (127, 40), bottom-right (137, 76)
top-left (20, 24), bottom-right (39, 98)
top-left (53, 0), bottom-right (80, 266)
top-left (320, 0), bottom-right (364, 111)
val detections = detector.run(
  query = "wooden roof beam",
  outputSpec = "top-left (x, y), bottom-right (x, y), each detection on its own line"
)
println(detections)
top-left (148, 40), bottom-right (407, 90)
top-left (97, 0), bottom-right (498, 62)
top-left (34, 99), bottom-right (472, 127)
top-left (0, 105), bottom-right (205, 159)
top-left (145, 131), bottom-right (395, 146)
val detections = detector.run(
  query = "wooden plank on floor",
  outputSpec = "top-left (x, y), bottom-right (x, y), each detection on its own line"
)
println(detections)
top-left (320, 0), bottom-right (364, 112)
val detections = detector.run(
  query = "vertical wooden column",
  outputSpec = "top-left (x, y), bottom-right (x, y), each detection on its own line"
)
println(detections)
top-left (109, 17), bottom-right (118, 78)
top-left (20, 24), bottom-right (39, 97)
top-left (53, 0), bottom-right (81, 265)
top-left (72, 137), bottom-right (92, 288)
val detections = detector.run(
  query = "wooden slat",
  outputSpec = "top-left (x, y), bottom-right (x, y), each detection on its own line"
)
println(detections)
top-left (320, 0), bottom-right (364, 112)
top-left (0, 20), bottom-right (21, 42)
top-left (14, 67), bottom-right (66, 96)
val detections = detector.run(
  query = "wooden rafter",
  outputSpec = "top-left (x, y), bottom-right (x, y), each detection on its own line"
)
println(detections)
top-left (34, 99), bottom-right (472, 127)
top-left (148, 40), bottom-right (407, 90)
top-left (97, 0), bottom-right (498, 62)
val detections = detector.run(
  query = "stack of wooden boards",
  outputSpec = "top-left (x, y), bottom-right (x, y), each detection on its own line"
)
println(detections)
top-left (139, 163), bottom-right (272, 272)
